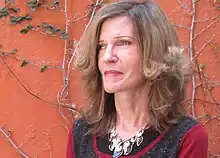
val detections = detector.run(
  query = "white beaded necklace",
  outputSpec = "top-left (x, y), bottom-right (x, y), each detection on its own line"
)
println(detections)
top-left (108, 125), bottom-right (150, 158)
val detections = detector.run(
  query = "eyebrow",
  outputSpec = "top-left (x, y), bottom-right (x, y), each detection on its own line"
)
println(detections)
top-left (98, 35), bottom-right (136, 43)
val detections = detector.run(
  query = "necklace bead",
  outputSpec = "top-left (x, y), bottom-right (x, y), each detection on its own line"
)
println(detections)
top-left (108, 125), bottom-right (150, 157)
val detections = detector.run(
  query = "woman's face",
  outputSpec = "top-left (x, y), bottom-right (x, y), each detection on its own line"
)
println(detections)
top-left (98, 16), bottom-right (146, 93)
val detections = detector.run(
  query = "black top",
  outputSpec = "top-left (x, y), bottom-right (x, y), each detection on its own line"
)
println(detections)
top-left (72, 116), bottom-right (198, 158)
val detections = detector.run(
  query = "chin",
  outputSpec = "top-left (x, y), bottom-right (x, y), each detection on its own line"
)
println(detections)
top-left (104, 88), bottom-right (116, 94)
top-left (104, 86), bottom-right (121, 94)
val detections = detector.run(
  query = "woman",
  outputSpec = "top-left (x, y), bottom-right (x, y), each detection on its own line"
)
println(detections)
top-left (66, 0), bottom-right (208, 157)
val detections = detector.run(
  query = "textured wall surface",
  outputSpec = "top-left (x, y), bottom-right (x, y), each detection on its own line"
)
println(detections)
top-left (0, 0), bottom-right (219, 157)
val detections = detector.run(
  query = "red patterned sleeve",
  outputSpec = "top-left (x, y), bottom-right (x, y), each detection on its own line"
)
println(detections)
top-left (179, 124), bottom-right (208, 158)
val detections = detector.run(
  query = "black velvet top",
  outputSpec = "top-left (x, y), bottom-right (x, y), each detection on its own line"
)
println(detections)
top-left (67, 116), bottom-right (206, 158)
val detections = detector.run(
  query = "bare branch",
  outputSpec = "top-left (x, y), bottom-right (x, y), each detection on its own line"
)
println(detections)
top-left (193, 17), bottom-right (220, 40)
top-left (0, 57), bottom-right (74, 110)
top-left (1, 52), bottom-right (62, 70)
top-left (199, 71), bottom-right (220, 106)
top-left (173, 23), bottom-right (190, 30)
top-left (168, 6), bottom-right (179, 17)
top-left (196, 113), bottom-right (209, 120)
top-left (71, 11), bottom-right (90, 23)
top-left (192, 35), bottom-right (215, 60)
top-left (189, 0), bottom-right (197, 118)
top-left (176, 0), bottom-right (192, 15)
top-left (203, 114), bottom-right (220, 125)
top-left (57, 0), bottom-right (101, 120)
top-left (58, 0), bottom-right (71, 126)
top-left (195, 15), bottom-right (220, 23)
top-left (0, 126), bottom-right (30, 158)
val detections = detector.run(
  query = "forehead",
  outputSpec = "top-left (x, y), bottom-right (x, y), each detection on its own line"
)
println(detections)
top-left (99, 16), bottom-right (135, 40)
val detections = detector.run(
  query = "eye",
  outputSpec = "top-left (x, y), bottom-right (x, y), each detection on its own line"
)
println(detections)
top-left (97, 43), bottom-right (107, 50)
top-left (116, 40), bottom-right (132, 46)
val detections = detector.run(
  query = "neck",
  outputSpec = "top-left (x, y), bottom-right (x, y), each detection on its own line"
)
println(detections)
top-left (114, 83), bottom-right (149, 131)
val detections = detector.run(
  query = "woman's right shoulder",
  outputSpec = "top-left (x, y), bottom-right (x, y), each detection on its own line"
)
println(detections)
top-left (66, 119), bottom-right (91, 157)
top-left (72, 119), bottom-right (90, 137)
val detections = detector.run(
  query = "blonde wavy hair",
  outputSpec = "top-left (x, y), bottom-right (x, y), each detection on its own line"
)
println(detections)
top-left (75, 0), bottom-right (192, 136)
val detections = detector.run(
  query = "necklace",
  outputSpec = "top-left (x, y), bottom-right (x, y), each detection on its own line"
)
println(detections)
top-left (108, 125), bottom-right (150, 158)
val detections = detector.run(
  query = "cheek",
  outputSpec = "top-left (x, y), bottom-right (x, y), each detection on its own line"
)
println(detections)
top-left (97, 58), bottom-right (103, 73)
top-left (131, 64), bottom-right (144, 80)
top-left (135, 59), bottom-right (143, 73)
top-left (126, 56), bottom-right (144, 79)
top-left (122, 54), bottom-right (142, 71)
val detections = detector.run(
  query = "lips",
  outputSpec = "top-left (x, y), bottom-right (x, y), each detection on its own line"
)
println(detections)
top-left (104, 70), bottom-right (123, 76)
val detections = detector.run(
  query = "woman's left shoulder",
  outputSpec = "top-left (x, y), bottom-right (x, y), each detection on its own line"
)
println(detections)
top-left (167, 116), bottom-right (207, 140)
top-left (177, 116), bottom-right (208, 158)
top-left (177, 116), bottom-right (203, 131)
top-left (179, 116), bottom-right (208, 141)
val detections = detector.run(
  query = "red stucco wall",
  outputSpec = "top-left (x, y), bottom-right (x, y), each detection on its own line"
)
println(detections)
top-left (0, 0), bottom-right (219, 157)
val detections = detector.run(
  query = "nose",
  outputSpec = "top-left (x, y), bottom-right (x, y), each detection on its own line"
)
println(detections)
top-left (103, 44), bottom-right (118, 63)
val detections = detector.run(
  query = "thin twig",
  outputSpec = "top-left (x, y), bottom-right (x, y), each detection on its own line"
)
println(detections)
top-left (173, 23), bottom-right (190, 30)
top-left (203, 114), bottom-right (220, 125)
top-left (168, 6), bottom-right (179, 17)
top-left (189, 0), bottom-right (197, 118)
top-left (199, 70), bottom-right (220, 106)
top-left (67, 0), bottom-right (100, 72)
top-left (62, 0), bottom-right (69, 71)
top-left (192, 35), bottom-right (215, 60)
top-left (176, 0), bottom-right (192, 15)
top-left (0, 126), bottom-right (30, 158)
top-left (58, 0), bottom-right (71, 126)
top-left (0, 57), bottom-right (74, 110)
top-left (193, 17), bottom-right (220, 40)
top-left (195, 15), bottom-right (220, 23)
top-left (196, 113), bottom-right (209, 120)
top-left (195, 83), bottom-right (202, 88)
top-left (1, 57), bottom-right (56, 106)
top-left (71, 11), bottom-right (90, 23)
top-left (1, 52), bottom-right (62, 69)
top-left (57, 0), bottom-right (100, 121)
top-left (185, 98), bottom-right (219, 105)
